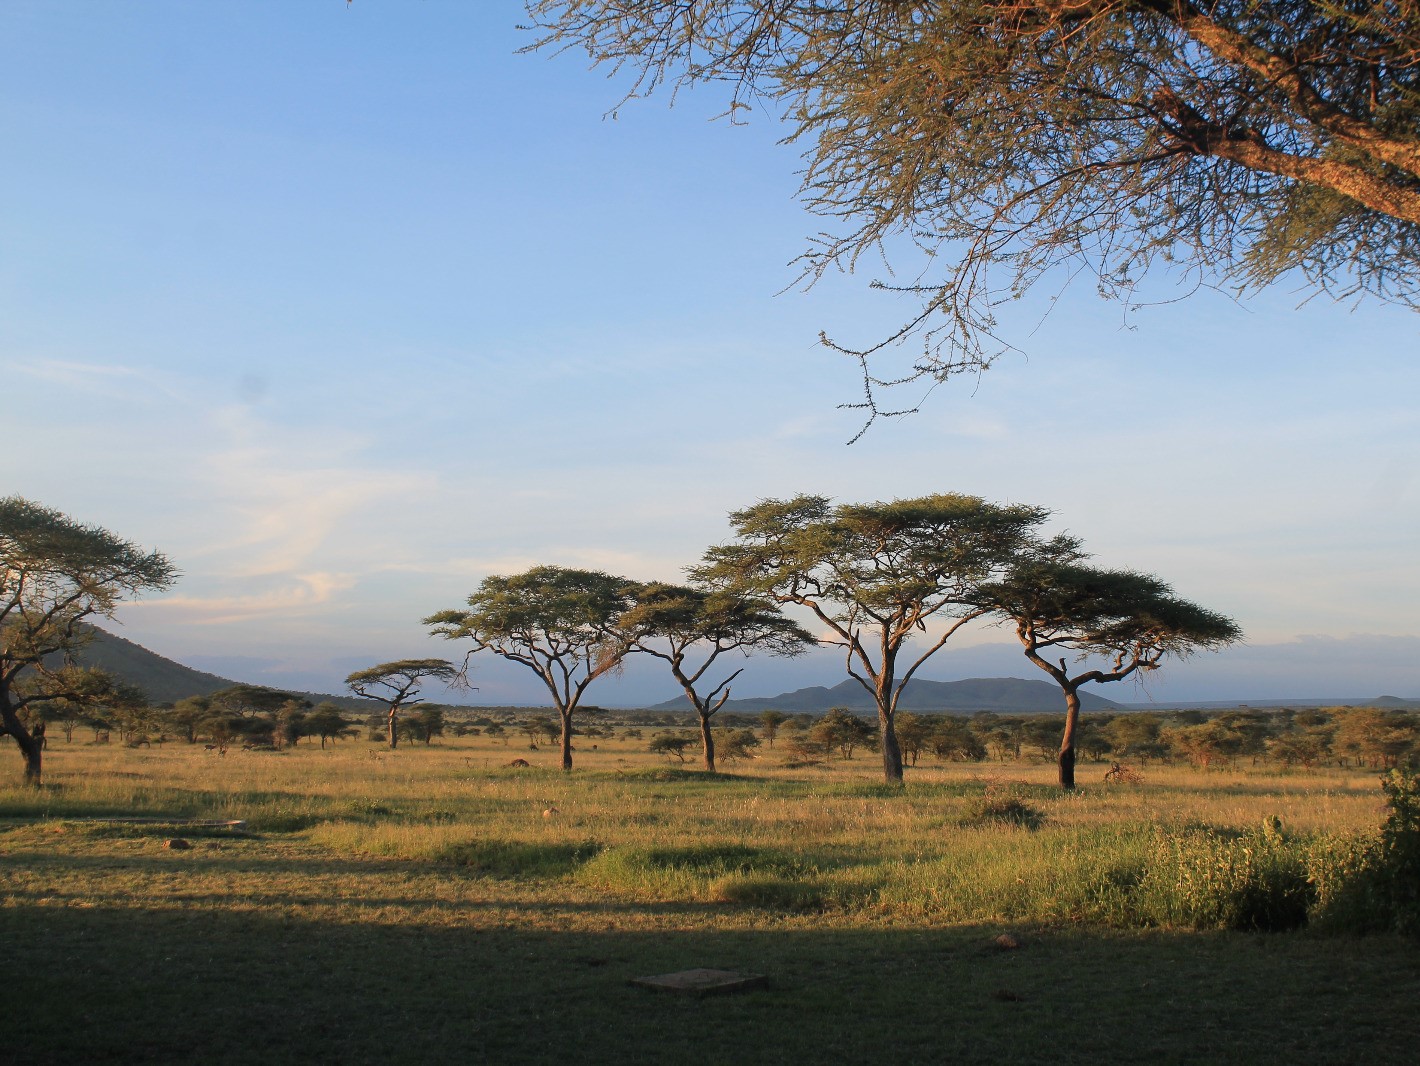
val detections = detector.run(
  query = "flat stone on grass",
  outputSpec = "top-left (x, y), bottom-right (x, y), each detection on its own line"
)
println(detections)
top-left (630, 968), bottom-right (767, 996)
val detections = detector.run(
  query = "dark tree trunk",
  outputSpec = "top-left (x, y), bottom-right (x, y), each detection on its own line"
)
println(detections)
top-left (1058, 688), bottom-right (1081, 790)
top-left (19, 732), bottom-right (43, 787)
top-left (387, 710), bottom-right (399, 750)
top-left (700, 712), bottom-right (716, 773)
top-left (0, 699), bottom-right (43, 787)
top-left (560, 711), bottom-right (573, 772)
top-left (879, 709), bottom-right (904, 784)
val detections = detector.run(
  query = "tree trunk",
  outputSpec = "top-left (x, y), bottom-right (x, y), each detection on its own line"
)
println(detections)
top-left (387, 709), bottom-right (399, 750)
top-left (16, 727), bottom-right (43, 787)
top-left (1058, 688), bottom-right (1081, 791)
top-left (0, 700), bottom-right (43, 787)
top-left (560, 711), bottom-right (573, 772)
top-left (700, 712), bottom-right (716, 774)
top-left (879, 709), bottom-right (904, 784)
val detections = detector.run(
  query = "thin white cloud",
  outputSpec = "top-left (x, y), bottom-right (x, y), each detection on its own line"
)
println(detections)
top-left (181, 404), bottom-right (439, 578)
top-left (6, 356), bottom-right (185, 402)
top-left (125, 571), bottom-right (357, 625)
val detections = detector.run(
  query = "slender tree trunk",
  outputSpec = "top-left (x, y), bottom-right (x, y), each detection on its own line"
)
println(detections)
top-left (1058, 688), bottom-right (1081, 791)
top-left (879, 708), bottom-right (904, 784)
top-left (876, 669), bottom-right (904, 784)
top-left (387, 709), bottom-right (399, 750)
top-left (560, 710), bottom-right (573, 772)
top-left (700, 711), bottom-right (716, 773)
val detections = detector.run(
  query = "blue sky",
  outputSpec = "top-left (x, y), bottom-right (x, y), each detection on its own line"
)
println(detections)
top-left (3, 2), bottom-right (1417, 706)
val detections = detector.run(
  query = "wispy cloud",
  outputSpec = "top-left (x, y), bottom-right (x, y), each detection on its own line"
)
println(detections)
top-left (186, 405), bottom-right (439, 577)
top-left (6, 357), bottom-right (184, 402)
top-left (126, 571), bottom-right (356, 624)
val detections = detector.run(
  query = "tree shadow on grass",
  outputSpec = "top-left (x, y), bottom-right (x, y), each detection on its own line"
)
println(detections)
top-left (6, 902), bottom-right (1420, 1066)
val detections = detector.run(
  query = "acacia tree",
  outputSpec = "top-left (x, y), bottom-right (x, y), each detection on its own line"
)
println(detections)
top-left (695, 493), bottom-right (1052, 784)
top-left (527, 2), bottom-right (1420, 423)
top-left (205, 684), bottom-right (308, 747)
top-left (345, 660), bottom-right (456, 750)
top-left (305, 701), bottom-right (356, 749)
top-left (619, 582), bottom-right (814, 772)
top-left (974, 561), bottom-right (1241, 789)
top-left (425, 566), bottom-right (638, 772)
top-left (758, 708), bottom-right (788, 748)
top-left (0, 497), bottom-right (176, 785)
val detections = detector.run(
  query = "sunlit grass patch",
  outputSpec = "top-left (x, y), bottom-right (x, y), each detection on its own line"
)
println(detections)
top-left (578, 841), bottom-right (824, 901)
top-left (431, 836), bottom-right (604, 878)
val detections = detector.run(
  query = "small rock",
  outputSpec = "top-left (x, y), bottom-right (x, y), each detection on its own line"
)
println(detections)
top-left (163, 838), bottom-right (191, 850)
top-left (631, 968), bottom-right (767, 996)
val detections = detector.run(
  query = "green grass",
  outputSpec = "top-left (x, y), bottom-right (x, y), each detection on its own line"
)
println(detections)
top-left (2, 737), bottom-right (1417, 1063)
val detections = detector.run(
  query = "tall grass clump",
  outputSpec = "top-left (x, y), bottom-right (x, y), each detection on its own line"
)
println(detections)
top-left (577, 842), bottom-right (840, 905)
top-left (1131, 825), bottom-right (1313, 931)
top-left (1310, 769), bottom-right (1420, 935)
top-left (955, 778), bottom-right (1048, 830)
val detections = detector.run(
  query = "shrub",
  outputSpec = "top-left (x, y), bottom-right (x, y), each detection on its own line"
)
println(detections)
top-left (960, 781), bottom-right (1044, 830)
top-left (1135, 827), bottom-right (1312, 932)
top-left (1311, 769), bottom-right (1420, 935)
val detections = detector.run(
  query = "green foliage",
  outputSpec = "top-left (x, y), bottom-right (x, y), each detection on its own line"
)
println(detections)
top-left (426, 567), bottom-right (639, 770)
top-left (697, 493), bottom-right (1050, 781)
top-left (810, 708), bottom-right (877, 760)
top-left (717, 727), bottom-right (761, 764)
top-left (1312, 769), bottom-right (1420, 935)
top-left (1133, 827), bottom-right (1313, 932)
top-left (0, 497), bottom-right (175, 780)
top-left (647, 732), bottom-right (696, 764)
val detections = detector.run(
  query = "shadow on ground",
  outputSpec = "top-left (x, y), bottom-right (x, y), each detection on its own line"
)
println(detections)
top-left (6, 897), bottom-right (1419, 1065)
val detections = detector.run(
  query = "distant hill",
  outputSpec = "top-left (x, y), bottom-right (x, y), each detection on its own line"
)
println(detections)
top-left (55, 627), bottom-right (376, 711)
top-left (52, 626), bottom-right (237, 704)
top-left (654, 677), bottom-right (1122, 714)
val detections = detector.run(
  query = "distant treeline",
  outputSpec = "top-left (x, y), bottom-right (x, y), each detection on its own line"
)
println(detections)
top-left (13, 686), bottom-right (1418, 772)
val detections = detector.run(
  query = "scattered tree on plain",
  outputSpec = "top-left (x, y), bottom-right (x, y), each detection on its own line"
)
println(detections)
top-left (974, 560), bottom-right (1242, 788)
top-left (0, 497), bottom-right (176, 785)
top-left (758, 709), bottom-right (788, 748)
top-left (648, 732), bottom-right (696, 764)
top-left (527, 2), bottom-right (1420, 424)
top-left (425, 566), bottom-right (638, 771)
top-left (810, 707), bottom-right (877, 760)
top-left (345, 660), bottom-right (456, 750)
top-left (619, 582), bottom-right (814, 772)
top-left (168, 695), bottom-right (211, 743)
top-left (305, 702), bottom-right (356, 749)
top-left (696, 493), bottom-right (1052, 784)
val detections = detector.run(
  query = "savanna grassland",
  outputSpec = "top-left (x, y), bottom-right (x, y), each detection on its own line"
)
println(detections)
top-left (3, 733), bottom-right (1418, 1065)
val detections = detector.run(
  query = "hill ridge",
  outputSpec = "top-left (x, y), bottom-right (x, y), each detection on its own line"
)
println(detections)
top-left (60, 627), bottom-right (376, 711)
top-left (653, 676), bottom-right (1122, 714)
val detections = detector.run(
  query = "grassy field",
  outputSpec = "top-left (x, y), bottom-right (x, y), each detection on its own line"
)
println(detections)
top-left (2, 734), bottom-right (1417, 1064)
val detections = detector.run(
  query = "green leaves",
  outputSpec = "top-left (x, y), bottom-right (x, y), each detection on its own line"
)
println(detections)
top-left (427, 566), bottom-right (635, 647)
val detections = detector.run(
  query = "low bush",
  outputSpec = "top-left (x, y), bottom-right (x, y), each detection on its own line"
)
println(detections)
top-left (960, 781), bottom-right (1045, 830)
top-left (1131, 827), bottom-right (1313, 931)
top-left (1310, 769), bottom-right (1420, 935)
